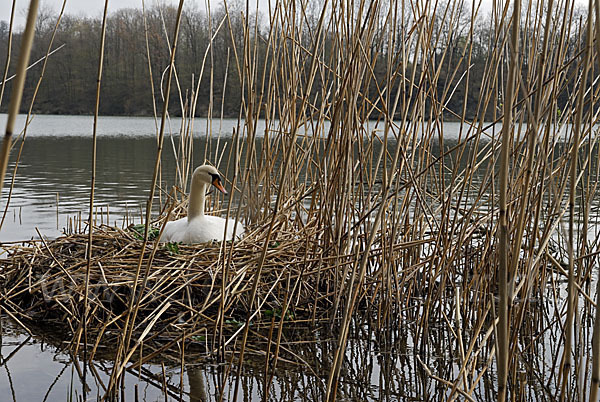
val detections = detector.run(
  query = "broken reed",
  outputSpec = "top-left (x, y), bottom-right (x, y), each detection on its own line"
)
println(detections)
top-left (2, 0), bottom-right (600, 400)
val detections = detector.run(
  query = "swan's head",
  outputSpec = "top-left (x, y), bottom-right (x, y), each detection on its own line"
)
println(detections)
top-left (192, 165), bottom-right (228, 194)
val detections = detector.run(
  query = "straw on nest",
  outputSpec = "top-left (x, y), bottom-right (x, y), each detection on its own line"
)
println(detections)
top-left (0, 218), bottom-right (356, 349)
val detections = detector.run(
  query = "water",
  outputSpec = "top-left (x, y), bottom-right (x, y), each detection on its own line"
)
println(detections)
top-left (1, 320), bottom-right (183, 401)
top-left (1, 316), bottom-right (447, 401)
top-left (0, 114), bottom-right (247, 242)
top-left (0, 114), bottom-right (580, 400)
top-left (0, 114), bottom-right (484, 243)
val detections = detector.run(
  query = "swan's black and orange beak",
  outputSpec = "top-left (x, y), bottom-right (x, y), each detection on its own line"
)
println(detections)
top-left (212, 175), bottom-right (228, 194)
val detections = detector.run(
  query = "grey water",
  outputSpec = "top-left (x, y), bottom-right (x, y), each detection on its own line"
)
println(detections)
top-left (0, 114), bottom-right (482, 243)
top-left (0, 114), bottom-right (533, 401)
top-left (0, 114), bottom-right (245, 242)
top-left (0, 114), bottom-right (447, 401)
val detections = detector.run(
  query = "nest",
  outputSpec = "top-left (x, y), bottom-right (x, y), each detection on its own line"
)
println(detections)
top-left (0, 222), bottom-right (350, 359)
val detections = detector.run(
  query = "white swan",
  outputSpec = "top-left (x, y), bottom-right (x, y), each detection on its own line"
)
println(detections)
top-left (160, 165), bottom-right (244, 244)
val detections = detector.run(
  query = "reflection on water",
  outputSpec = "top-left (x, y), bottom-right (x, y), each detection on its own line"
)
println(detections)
top-left (0, 320), bottom-right (179, 401)
top-left (2, 316), bottom-right (480, 401)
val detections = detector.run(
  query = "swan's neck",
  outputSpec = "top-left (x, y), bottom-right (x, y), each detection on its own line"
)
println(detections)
top-left (188, 181), bottom-right (208, 220)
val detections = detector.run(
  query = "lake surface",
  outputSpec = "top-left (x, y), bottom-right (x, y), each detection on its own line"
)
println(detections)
top-left (0, 114), bottom-right (489, 243)
top-left (1, 114), bottom-right (462, 401)
top-left (0, 114), bottom-right (247, 242)
top-left (0, 114), bottom-right (579, 401)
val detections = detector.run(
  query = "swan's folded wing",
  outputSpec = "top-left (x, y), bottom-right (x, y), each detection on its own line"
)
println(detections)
top-left (159, 216), bottom-right (244, 244)
top-left (159, 218), bottom-right (187, 243)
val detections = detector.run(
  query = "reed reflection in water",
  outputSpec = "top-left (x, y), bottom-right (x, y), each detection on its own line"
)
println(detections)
top-left (2, 317), bottom-right (495, 401)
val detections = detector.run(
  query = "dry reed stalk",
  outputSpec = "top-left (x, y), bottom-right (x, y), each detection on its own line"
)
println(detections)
top-left (141, 0), bottom-right (162, 209)
top-left (0, 0), bottom-right (16, 109)
top-left (0, 0), bottom-right (67, 248)
top-left (230, 0), bottom-right (331, 398)
top-left (215, 47), bottom-right (233, 360)
top-left (0, 0), bottom-right (39, 201)
top-left (325, 1), bottom-right (421, 398)
top-left (508, 0), bottom-right (560, 322)
top-left (589, 1), bottom-right (600, 399)
top-left (496, 0), bottom-right (521, 399)
top-left (0, 1), bottom-right (67, 232)
top-left (508, 0), bottom-right (554, 295)
top-left (81, 1), bottom-right (109, 391)
top-left (141, 0), bottom-right (160, 136)
top-left (105, 2), bottom-right (187, 394)
top-left (560, 0), bottom-right (594, 399)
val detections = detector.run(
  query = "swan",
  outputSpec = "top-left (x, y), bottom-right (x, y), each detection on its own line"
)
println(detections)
top-left (159, 165), bottom-right (244, 244)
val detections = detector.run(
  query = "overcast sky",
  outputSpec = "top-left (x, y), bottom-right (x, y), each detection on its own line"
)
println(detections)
top-left (0, 0), bottom-right (226, 28)
top-left (3, 0), bottom-right (496, 28)
top-left (1, 0), bottom-right (589, 29)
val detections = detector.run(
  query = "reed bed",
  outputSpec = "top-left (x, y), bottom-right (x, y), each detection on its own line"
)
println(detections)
top-left (3, 0), bottom-right (600, 399)
top-left (3, 223), bottom-right (306, 327)
top-left (0, 208), bottom-right (458, 355)
top-left (0, 198), bottom-right (496, 399)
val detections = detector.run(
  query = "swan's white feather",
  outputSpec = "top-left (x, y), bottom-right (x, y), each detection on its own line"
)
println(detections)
top-left (161, 215), bottom-right (245, 244)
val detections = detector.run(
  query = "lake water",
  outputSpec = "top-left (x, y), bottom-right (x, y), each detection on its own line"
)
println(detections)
top-left (0, 114), bottom-right (491, 243)
top-left (0, 114), bottom-right (455, 401)
top-left (0, 114), bottom-right (252, 242)
top-left (0, 114), bottom-right (576, 401)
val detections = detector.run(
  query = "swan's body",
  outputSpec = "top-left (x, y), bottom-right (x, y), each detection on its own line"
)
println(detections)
top-left (160, 214), bottom-right (243, 244)
top-left (160, 165), bottom-right (244, 244)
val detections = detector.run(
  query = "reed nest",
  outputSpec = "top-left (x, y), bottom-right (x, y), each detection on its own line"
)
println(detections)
top-left (0, 218), bottom-right (411, 355)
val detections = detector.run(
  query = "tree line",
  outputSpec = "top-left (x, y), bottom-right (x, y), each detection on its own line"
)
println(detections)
top-left (0, 2), bottom-right (587, 120)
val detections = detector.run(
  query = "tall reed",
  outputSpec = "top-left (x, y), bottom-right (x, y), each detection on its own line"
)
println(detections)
top-left (589, 2), bottom-right (600, 400)
top-left (104, 1), bottom-right (186, 396)
top-left (560, 0), bottom-right (594, 398)
top-left (497, 0), bottom-right (521, 399)
top-left (0, 0), bottom-right (16, 109)
top-left (0, 0), bottom-right (39, 200)
top-left (81, 0), bottom-right (109, 393)
top-left (0, 2), bottom-right (66, 231)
